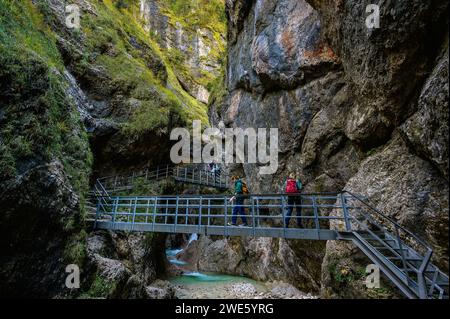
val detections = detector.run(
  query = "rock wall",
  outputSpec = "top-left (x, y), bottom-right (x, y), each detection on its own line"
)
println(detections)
top-left (83, 231), bottom-right (174, 298)
top-left (140, 0), bottom-right (226, 104)
top-left (205, 0), bottom-right (449, 297)
top-left (0, 0), bottom-right (225, 298)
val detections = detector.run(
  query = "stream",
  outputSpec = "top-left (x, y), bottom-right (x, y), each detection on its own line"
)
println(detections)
top-left (165, 234), bottom-right (318, 299)
top-left (165, 234), bottom-right (269, 299)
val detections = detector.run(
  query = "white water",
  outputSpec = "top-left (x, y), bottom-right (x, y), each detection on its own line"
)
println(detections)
top-left (166, 233), bottom-right (197, 266)
top-left (187, 233), bottom-right (198, 246)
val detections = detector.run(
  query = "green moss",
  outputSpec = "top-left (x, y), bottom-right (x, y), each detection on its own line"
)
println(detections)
top-left (329, 262), bottom-right (366, 284)
top-left (77, 0), bottom-right (211, 134)
top-left (163, 0), bottom-right (226, 34)
top-left (0, 0), bottom-right (93, 210)
top-left (79, 275), bottom-right (117, 299)
top-left (64, 230), bottom-right (88, 266)
top-left (0, 0), bottom-right (63, 68)
top-left (207, 65), bottom-right (227, 111)
top-left (0, 143), bottom-right (16, 178)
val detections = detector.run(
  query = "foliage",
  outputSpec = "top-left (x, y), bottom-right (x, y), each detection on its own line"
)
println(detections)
top-left (0, 0), bottom-right (92, 198)
top-left (164, 0), bottom-right (226, 33)
top-left (207, 65), bottom-right (227, 111)
top-left (76, 0), bottom-right (211, 135)
top-left (329, 262), bottom-right (366, 285)
top-left (64, 230), bottom-right (88, 266)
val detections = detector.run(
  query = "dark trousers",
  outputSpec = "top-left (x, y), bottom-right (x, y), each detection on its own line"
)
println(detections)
top-left (232, 196), bottom-right (247, 225)
top-left (285, 195), bottom-right (303, 227)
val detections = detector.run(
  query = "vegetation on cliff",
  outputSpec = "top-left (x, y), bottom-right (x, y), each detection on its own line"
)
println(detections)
top-left (0, 0), bottom-right (92, 196)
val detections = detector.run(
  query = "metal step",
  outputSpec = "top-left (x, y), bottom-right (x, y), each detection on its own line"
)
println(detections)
top-left (372, 246), bottom-right (409, 252)
top-left (387, 256), bottom-right (423, 262)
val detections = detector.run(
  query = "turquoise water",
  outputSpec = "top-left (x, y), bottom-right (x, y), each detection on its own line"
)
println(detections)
top-left (166, 248), bottom-right (183, 257)
top-left (166, 248), bottom-right (187, 266)
top-left (169, 271), bottom-right (266, 291)
top-left (170, 259), bottom-right (188, 266)
top-left (171, 272), bottom-right (252, 284)
top-left (165, 248), bottom-right (261, 285)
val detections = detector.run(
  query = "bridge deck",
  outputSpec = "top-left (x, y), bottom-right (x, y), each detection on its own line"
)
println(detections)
top-left (95, 221), bottom-right (342, 240)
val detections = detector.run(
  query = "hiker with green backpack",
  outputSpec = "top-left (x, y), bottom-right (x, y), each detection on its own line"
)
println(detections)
top-left (283, 173), bottom-right (303, 228)
top-left (228, 175), bottom-right (249, 227)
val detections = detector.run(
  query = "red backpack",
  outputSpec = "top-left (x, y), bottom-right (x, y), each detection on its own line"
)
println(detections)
top-left (286, 178), bottom-right (298, 193)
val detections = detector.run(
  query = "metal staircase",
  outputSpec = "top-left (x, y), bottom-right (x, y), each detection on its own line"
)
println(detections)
top-left (88, 167), bottom-right (449, 299)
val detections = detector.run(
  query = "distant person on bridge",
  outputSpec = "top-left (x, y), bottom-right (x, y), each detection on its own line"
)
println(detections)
top-left (283, 173), bottom-right (303, 228)
top-left (228, 176), bottom-right (249, 227)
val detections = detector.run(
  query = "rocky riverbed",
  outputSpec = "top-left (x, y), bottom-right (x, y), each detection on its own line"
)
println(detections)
top-left (169, 278), bottom-right (319, 299)
top-left (167, 240), bottom-right (318, 299)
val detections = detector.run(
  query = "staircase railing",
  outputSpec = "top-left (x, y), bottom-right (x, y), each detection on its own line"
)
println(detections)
top-left (342, 191), bottom-right (448, 299)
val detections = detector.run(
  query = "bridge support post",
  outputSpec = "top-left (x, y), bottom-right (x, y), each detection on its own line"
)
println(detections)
top-left (112, 197), bottom-right (118, 230)
top-left (174, 197), bottom-right (179, 233)
top-left (312, 196), bottom-right (320, 240)
top-left (198, 196), bottom-right (203, 234)
top-left (251, 196), bottom-right (256, 237)
top-left (131, 197), bottom-right (137, 231)
top-left (207, 198), bottom-right (211, 227)
top-left (152, 198), bottom-right (157, 232)
top-left (340, 193), bottom-right (352, 231)
top-left (224, 197), bottom-right (228, 236)
top-left (94, 200), bottom-right (100, 230)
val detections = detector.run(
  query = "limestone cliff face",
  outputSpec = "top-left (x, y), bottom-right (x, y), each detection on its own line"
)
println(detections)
top-left (206, 0), bottom-right (449, 297)
top-left (140, 0), bottom-right (226, 104)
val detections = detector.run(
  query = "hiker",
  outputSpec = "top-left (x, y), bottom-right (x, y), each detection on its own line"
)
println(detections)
top-left (283, 173), bottom-right (303, 228)
top-left (228, 176), bottom-right (249, 227)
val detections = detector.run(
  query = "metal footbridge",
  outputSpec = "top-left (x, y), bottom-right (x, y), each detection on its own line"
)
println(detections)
top-left (94, 164), bottom-right (230, 193)
top-left (90, 165), bottom-right (449, 299)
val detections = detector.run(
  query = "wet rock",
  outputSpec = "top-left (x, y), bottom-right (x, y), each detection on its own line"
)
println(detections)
top-left (251, 0), bottom-right (339, 90)
top-left (309, 0), bottom-right (448, 145)
top-left (218, 0), bottom-right (449, 299)
top-left (267, 281), bottom-right (317, 299)
top-left (321, 133), bottom-right (449, 298)
top-left (85, 231), bottom-right (169, 298)
top-left (194, 236), bottom-right (322, 293)
top-left (0, 161), bottom-right (80, 298)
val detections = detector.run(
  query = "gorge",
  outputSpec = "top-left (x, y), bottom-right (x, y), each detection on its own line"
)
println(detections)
top-left (0, 0), bottom-right (448, 299)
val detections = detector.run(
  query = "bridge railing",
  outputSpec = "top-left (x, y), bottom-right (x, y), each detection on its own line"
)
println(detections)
top-left (172, 166), bottom-right (230, 189)
top-left (341, 191), bottom-right (444, 299)
top-left (97, 165), bottom-right (174, 193)
top-left (91, 191), bottom-right (448, 298)
top-left (93, 193), bottom-right (357, 236)
top-left (95, 164), bottom-right (230, 193)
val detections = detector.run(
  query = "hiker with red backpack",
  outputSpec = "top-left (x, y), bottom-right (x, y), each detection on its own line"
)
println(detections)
top-left (228, 175), bottom-right (249, 227)
top-left (283, 173), bottom-right (303, 228)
